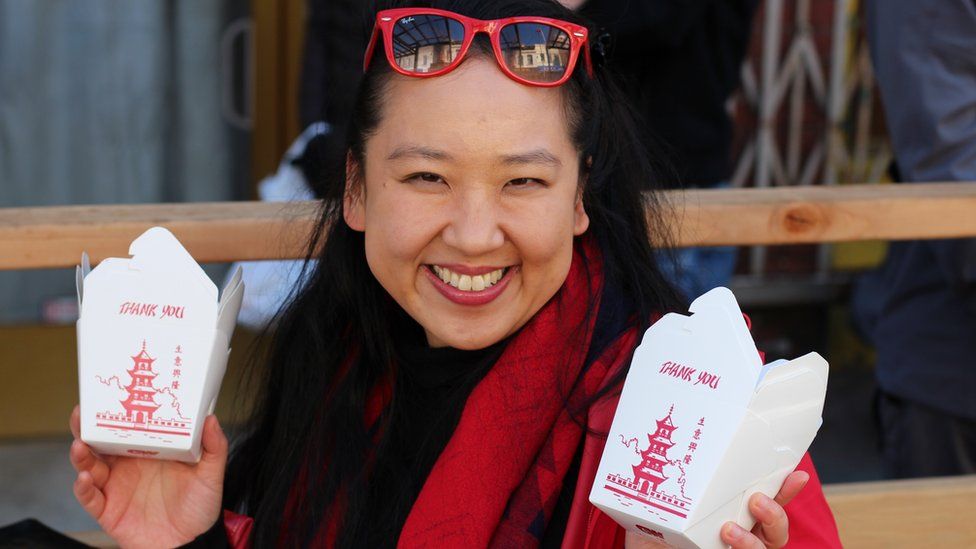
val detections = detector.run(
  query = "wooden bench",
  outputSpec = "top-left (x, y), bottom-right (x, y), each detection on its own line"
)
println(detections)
top-left (5, 182), bottom-right (976, 546)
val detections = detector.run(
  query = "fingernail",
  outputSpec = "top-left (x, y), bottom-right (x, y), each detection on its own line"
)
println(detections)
top-left (758, 494), bottom-right (776, 512)
top-left (724, 523), bottom-right (746, 541)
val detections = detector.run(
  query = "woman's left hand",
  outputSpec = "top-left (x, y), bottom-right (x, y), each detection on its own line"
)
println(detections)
top-left (624, 470), bottom-right (810, 549)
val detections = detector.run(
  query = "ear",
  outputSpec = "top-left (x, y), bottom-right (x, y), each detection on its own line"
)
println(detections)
top-left (573, 186), bottom-right (590, 236)
top-left (343, 152), bottom-right (366, 232)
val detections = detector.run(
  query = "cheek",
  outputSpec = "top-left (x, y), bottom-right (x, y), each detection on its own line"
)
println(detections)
top-left (507, 195), bottom-right (579, 284)
top-left (362, 189), bottom-right (440, 283)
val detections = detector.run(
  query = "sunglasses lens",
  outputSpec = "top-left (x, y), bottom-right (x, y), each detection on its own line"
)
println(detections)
top-left (393, 15), bottom-right (466, 73)
top-left (499, 23), bottom-right (572, 83)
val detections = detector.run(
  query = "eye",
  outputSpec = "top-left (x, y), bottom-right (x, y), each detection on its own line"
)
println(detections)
top-left (506, 177), bottom-right (545, 188)
top-left (405, 172), bottom-right (447, 186)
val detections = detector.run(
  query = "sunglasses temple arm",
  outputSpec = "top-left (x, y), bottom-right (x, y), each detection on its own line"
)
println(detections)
top-left (363, 25), bottom-right (380, 72)
top-left (583, 40), bottom-right (594, 77)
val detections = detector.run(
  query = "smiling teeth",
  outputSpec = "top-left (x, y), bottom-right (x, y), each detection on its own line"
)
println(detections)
top-left (432, 265), bottom-right (506, 291)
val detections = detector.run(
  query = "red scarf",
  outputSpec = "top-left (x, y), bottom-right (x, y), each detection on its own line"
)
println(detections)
top-left (398, 234), bottom-right (629, 547)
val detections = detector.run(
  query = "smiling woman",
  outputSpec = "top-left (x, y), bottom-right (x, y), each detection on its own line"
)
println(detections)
top-left (343, 57), bottom-right (589, 349)
top-left (66, 1), bottom-right (843, 548)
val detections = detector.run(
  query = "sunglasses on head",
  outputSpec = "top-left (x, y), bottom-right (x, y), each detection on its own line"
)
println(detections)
top-left (364, 8), bottom-right (593, 87)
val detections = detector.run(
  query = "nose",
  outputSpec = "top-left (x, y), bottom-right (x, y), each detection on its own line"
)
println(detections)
top-left (441, 189), bottom-right (505, 256)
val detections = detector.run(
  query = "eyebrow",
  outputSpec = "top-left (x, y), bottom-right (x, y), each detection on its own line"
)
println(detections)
top-left (499, 148), bottom-right (562, 168)
top-left (387, 145), bottom-right (453, 162)
top-left (386, 144), bottom-right (563, 168)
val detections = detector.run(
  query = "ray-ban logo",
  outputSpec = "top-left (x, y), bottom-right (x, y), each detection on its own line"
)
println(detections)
top-left (402, 17), bottom-right (415, 24)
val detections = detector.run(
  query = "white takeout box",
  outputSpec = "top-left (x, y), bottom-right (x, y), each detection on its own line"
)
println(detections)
top-left (76, 227), bottom-right (244, 462)
top-left (589, 287), bottom-right (828, 549)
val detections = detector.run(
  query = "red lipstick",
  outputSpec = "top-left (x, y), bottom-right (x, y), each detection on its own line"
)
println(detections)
top-left (422, 265), bottom-right (517, 306)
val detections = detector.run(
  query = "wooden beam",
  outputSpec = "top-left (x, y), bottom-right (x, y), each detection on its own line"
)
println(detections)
top-left (2, 183), bottom-right (976, 271)
top-left (0, 201), bottom-right (319, 271)
top-left (669, 182), bottom-right (976, 246)
top-left (824, 475), bottom-right (976, 548)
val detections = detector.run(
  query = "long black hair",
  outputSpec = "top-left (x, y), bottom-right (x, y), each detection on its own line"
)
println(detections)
top-left (224, 0), bottom-right (683, 546)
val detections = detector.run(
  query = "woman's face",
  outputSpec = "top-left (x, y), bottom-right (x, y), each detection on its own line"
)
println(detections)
top-left (344, 57), bottom-right (588, 349)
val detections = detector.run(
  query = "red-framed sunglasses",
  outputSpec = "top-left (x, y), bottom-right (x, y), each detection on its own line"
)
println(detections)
top-left (364, 8), bottom-right (593, 87)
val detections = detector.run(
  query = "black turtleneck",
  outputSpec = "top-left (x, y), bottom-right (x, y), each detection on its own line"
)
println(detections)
top-left (357, 313), bottom-right (510, 547)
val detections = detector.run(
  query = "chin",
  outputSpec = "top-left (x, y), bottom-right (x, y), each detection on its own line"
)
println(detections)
top-left (428, 325), bottom-right (507, 350)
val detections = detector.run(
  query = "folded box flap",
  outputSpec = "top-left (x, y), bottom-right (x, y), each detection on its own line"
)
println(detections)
top-left (688, 287), bottom-right (762, 381)
top-left (79, 229), bottom-right (221, 323)
top-left (686, 355), bottom-right (827, 527)
top-left (77, 257), bottom-right (137, 316)
top-left (128, 227), bottom-right (217, 301)
top-left (641, 310), bottom-right (686, 338)
top-left (750, 353), bottom-right (828, 457)
top-left (76, 266), bottom-right (84, 311)
top-left (751, 353), bottom-right (828, 417)
top-left (220, 266), bottom-right (243, 309)
top-left (689, 288), bottom-right (760, 353)
top-left (682, 290), bottom-right (762, 399)
top-left (688, 410), bottom-right (775, 525)
top-left (76, 252), bottom-right (92, 310)
top-left (216, 274), bottom-right (245, 337)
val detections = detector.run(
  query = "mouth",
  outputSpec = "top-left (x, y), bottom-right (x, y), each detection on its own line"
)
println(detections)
top-left (430, 265), bottom-right (509, 291)
top-left (422, 264), bottom-right (518, 306)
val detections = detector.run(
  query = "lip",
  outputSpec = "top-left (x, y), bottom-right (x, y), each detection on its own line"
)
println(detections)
top-left (422, 264), bottom-right (518, 306)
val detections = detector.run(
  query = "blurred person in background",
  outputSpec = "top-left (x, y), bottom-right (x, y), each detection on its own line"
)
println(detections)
top-left (300, 0), bottom-right (369, 193)
top-left (858, 0), bottom-right (976, 478)
top-left (230, 0), bottom-right (368, 328)
top-left (562, 0), bottom-right (759, 301)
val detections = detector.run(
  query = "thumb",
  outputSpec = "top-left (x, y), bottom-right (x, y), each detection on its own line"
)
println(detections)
top-left (198, 415), bottom-right (229, 477)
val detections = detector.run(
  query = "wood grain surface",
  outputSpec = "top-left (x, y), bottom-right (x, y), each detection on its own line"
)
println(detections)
top-left (3, 183), bottom-right (975, 270)
top-left (823, 474), bottom-right (976, 548)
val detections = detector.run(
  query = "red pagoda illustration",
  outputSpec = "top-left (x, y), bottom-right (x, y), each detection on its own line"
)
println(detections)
top-left (95, 341), bottom-right (191, 437)
top-left (121, 341), bottom-right (160, 423)
top-left (604, 405), bottom-right (692, 518)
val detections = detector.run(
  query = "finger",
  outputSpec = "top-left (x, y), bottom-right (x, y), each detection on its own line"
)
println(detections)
top-left (721, 522), bottom-right (765, 549)
top-left (69, 439), bottom-right (111, 489)
top-left (749, 493), bottom-right (789, 548)
top-left (73, 471), bottom-right (106, 521)
top-left (201, 415), bottom-right (228, 461)
top-left (198, 415), bottom-right (229, 477)
top-left (70, 405), bottom-right (81, 440)
top-left (773, 470), bottom-right (810, 508)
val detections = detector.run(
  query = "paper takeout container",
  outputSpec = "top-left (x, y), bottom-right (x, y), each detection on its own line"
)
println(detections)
top-left (589, 287), bottom-right (828, 549)
top-left (76, 227), bottom-right (244, 462)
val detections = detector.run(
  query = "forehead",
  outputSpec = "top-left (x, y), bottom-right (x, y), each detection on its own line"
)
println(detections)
top-left (368, 58), bottom-right (577, 160)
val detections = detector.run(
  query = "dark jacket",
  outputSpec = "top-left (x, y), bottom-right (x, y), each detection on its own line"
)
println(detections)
top-left (859, 0), bottom-right (976, 420)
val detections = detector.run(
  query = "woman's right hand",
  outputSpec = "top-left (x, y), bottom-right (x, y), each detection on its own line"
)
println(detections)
top-left (69, 405), bottom-right (228, 548)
